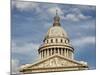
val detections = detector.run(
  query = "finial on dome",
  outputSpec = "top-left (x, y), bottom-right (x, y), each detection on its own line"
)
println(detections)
top-left (53, 10), bottom-right (60, 26)
top-left (56, 9), bottom-right (58, 16)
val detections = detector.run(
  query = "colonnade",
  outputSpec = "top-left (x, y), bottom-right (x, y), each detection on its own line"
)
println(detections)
top-left (39, 48), bottom-right (73, 59)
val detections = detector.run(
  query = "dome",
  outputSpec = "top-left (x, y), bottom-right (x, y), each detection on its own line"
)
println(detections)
top-left (44, 26), bottom-right (68, 39)
top-left (44, 10), bottom-right (68, 39)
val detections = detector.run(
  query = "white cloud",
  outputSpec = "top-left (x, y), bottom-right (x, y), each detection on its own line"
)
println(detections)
top-left (12, 0), bottom-right (40, 11)
top-left (78, 19), bottom-right (96, 29)
top-left (11, 59), bottom-right (19, 74)
top-left (78, 14), bottom-right (91, 19)
top-left (11, 40), bottom-right (40, 72)
top-left (77, 5), bottom-right (96, 12)
top-left (12, 40), bottom-right (40, 54)
top-left (72, 36), bottom-right (95, 47)
top-left (65, 13), bottom-right (91, 22)
top-left (65, 14), bottom-right (79, 22)
top-left (62, 7), bottom-right (93, 22)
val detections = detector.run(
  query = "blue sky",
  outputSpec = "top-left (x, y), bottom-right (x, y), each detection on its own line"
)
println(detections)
top-left (11, 0), bottom-right (96, 73)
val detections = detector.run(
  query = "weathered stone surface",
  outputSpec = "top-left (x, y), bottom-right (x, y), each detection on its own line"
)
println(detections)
top-left (20, 54), bottom-right (88, 74)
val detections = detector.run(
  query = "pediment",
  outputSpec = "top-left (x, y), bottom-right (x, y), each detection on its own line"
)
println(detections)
top-left (24, 55), bottom-right (87, 69)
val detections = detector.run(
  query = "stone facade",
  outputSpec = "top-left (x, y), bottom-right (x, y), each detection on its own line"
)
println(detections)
top-left (19, 11), bottom-right (88, 74)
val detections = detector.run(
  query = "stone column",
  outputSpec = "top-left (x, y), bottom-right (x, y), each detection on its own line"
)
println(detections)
top-left (45, 49), bottom-right (47, 58)
top-left (57, 48), bottom-right (59, 54)
top-left (54, 48), bottom-right (56, 55)
top-left (42, 50), bottom-right (44, 58)
top-left (58, 48), bottom-right (59, 55)
top-left (41, 50), bottom-right (43, 59)
top-left (68, 50), bottom-right (70, 58)
top-left (69, 51), bottom-right (71, 59)
top-left (40, 51), bottom-right (42, 59)
top-left (56, 48), bottom-right (57, 54)
top-left (42, 50), bottom-right (43, 59)
top-left (44, 50), bottom-right (46, 58)
top-left (67, 49), bottom-right (68, 58)
top-left (65, 49), bottom-right (67, 57)
top-left (64, 48), bottom-right (66, 57)
top-left (55, 48), bottom-right (57, 54)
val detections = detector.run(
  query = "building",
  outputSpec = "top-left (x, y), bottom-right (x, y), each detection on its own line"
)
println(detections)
top-left (20, 10), bottom-right (88, 74)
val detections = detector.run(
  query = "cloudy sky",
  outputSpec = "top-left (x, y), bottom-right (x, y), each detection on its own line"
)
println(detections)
top-left (11, 0), bottom-right (96, 73)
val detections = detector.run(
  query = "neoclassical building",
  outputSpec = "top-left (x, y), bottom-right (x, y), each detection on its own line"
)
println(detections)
top-left (20, 11), bottom-right (88, 74)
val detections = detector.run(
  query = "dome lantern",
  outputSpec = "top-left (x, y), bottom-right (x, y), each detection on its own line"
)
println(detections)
top-left (53, 10), bottom-right (61, 26)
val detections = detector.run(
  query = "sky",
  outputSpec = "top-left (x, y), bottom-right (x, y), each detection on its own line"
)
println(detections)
top-left (11, 0), bottom-right (96, 73)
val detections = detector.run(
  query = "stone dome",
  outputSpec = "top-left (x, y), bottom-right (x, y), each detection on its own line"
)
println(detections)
top-left (38, 10), bottom-right (74, 60)
top-left (45, 26), bottom-right (68, 39)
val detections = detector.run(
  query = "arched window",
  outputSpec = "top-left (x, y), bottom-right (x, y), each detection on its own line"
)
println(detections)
top-left (51, 39), bottom-right (53, 43)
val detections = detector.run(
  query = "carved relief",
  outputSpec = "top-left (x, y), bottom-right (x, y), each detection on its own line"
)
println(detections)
top-left (28, 56), bottom-right (79, 69)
